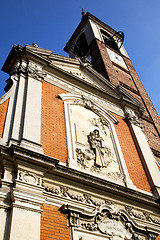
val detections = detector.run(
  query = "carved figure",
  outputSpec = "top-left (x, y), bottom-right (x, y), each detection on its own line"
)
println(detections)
top-left (88, 129), bottom-right (106, 167)
top-left (76, 148), bottom-right (87, 168)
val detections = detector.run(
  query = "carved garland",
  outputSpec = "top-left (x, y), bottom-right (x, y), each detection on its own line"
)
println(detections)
top-left (43, 183), bottom-right (160, 226)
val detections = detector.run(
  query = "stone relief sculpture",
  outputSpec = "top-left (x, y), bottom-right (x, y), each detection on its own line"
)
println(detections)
top-left (88, 129), bottom-right (114, 168)
top-left (88, 129), bottom-right (105, 167)
top-left (71, 104), bottom-right (122, 182)
top-left (76, 126), bottom-right (115, 171)
top-left (65, 205), bottom-right (150, 240)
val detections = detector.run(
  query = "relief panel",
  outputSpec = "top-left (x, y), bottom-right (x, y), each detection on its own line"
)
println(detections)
top-left (67, 206), bottom-right (149, 240)
top-left (70, 105), bottom-right (123, 183)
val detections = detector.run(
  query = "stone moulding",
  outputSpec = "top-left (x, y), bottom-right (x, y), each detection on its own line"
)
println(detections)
top-left (0, 143), bottom-right (158, 207)
top-left (62, 204), bottom-right (159, 240)
top-left (58, 93), bottom-right (137, 189)
top-left (43, 182), bottom-right (160, 229)
top-left (8, 144), bottom-right (59, 167)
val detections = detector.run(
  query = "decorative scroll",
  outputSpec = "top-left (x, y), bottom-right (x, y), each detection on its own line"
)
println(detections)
top-left (66, 206), bottom-right (149, 240)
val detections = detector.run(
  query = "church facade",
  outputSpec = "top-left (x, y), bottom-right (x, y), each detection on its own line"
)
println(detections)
top-left (0, 12), bottom-right (160, 240)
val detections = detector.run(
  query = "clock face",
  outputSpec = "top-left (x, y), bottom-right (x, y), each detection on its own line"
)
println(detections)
top-left (107, 48), bottom-right (128, 70)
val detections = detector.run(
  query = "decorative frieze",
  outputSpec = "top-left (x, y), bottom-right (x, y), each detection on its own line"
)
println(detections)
top-left (43, 182), bottom-right (160, 228)
top-left (125, 206), bottom-right (160, 225)
top-left (43, 184), bottom-right (102, 206)
top-left (68, 70), bottom-right (97, 86)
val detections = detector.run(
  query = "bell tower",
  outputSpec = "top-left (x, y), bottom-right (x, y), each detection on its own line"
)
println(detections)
top-left (64, 12), bottom-right (160, 162)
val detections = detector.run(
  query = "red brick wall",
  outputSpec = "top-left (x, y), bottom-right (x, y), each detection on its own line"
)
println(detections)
top-left (91, 40), bottom-right (160, 155)
top-left (124, 57), bottom-right (160, 135)
top-left (40, 204), bottom-right (70, 240)
top-left (113, 65), bottom-right (137, 91)
top-left (0, 99), bottom-right (9, 138)
top-left (143, 121), bottom-right (160, 150)
top-left (41, 81), bottom-right (68, 163)
top-left (114, 114), bottom-right (152, 193)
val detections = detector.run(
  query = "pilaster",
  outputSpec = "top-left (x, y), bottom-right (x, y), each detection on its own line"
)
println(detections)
top-left (9, 160), bottom-right (45, 240)
top-left (9, 60), bottom-right (44, 154)
top-left (125, 109), bottom-right (160, 197)
top-left (0, 159), bottom-right (16, 240)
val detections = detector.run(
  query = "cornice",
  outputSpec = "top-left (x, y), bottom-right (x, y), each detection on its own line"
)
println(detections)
top-left (116, 85), bottom-right (144, 114)
top-left (0, 144), bottom-right (160, 208)
top-left (0, 144), bottom-right (59, 168)
top-left (51, 164), bottom-right (159, 209)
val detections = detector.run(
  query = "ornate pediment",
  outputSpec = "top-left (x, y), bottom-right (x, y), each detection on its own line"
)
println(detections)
top-left (63, 204), bottom-right (157, 240)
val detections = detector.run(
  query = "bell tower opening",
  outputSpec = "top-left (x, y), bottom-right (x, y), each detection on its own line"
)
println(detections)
top-left (100, 29), bottom-right (120, 52)
top-left (73, 33), bottom-right (88, 58)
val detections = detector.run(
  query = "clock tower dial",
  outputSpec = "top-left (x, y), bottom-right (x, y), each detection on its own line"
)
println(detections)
top-left (107, 48), bottom-right (128, 70)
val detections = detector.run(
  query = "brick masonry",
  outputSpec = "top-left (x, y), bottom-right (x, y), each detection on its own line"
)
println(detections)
top-left (113, 113), bottom-right (152, 193)
top-left (41, 81), bottom-right (68, 163)
top-left (40, 204), bottom-right (70, 240)
top-left (90, 39), bottom-right (160, 160)
top-left (0, 99), bottom-right (9, 138)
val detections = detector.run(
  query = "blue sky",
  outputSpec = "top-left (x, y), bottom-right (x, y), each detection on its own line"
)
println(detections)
top-left (0, 0), bottom-right (160, 116)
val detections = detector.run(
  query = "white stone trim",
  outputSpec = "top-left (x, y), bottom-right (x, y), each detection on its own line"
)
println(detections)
top-left (1, 78), bottom-right (18, 145)
top-left (130, 123), bottom-right (160, 197)
top-left (21, 75), bottom-right (43, 153)
top-left (64, 102), bottom-right (77, 165)
top-left (0, 208), bottom-right (10, 240)
top-left (9, 206), bottom-right (41, 240)
top-left (62, 94), bottom-right (135, 189)
top-left (9, 74), bottom-right (27, 144)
